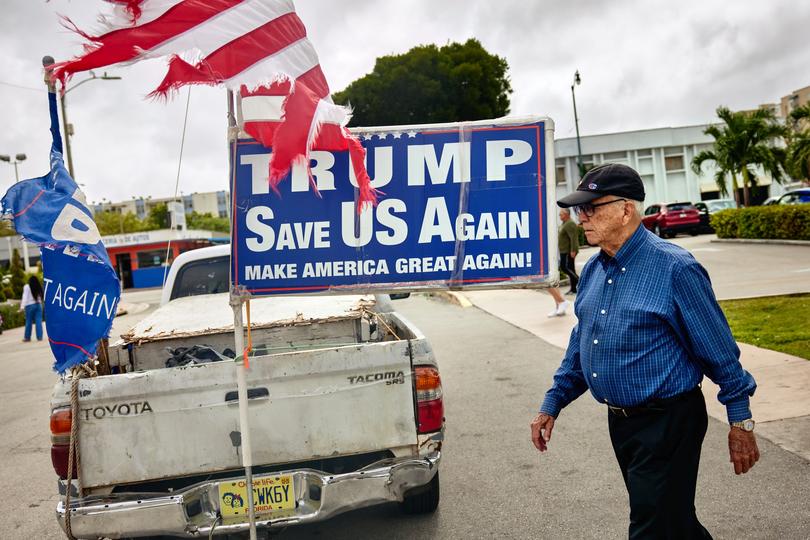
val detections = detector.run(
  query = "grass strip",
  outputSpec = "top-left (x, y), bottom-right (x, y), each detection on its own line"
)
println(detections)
top-left (719, 293), bottom-right (810, 361)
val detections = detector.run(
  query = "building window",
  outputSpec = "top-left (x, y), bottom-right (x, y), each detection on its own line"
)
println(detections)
top-left (137, 249), bottom-right (168, 269)
top-left (637, 148), bottom-right (652, 157)
top-left (603, 151), bottom-right (628, 164)
top-left (555, 158), bottom-right (566, 185)
top-left (664, 146), bottom-right (685, 172)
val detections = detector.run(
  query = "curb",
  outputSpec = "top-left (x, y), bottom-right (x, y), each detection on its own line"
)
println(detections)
top-left (711, 238), bottom-right (810, 246)
top-left (430, 291), bottom-right (474, 308)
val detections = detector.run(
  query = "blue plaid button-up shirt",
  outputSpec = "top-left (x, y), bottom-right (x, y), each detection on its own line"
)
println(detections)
top-left (540, 224), bottom-right (756, 423)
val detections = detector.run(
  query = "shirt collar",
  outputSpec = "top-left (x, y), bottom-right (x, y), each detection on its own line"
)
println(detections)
top-left (597, 223), bottom-right (646, 267)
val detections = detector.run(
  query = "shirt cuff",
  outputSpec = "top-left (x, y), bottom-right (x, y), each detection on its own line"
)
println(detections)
top-left (539, 396), bottom-right (563, 418)
top-left (726, 397), bottom-right (752, 424)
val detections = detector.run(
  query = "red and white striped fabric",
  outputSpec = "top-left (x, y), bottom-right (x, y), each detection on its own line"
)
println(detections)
top-left (51, 0), bottom-right (376, 206)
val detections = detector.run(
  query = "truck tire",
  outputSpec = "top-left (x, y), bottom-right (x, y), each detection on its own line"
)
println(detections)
top-left (400, 471), bottom-right (440, 514)
top-left (654, 224), bottom-right (665, 238)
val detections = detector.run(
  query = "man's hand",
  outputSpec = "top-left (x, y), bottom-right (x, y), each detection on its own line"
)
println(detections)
top-left (530, 413), bottom-right (555, 452)
top-left (728, 427), bottom-right (760, 474)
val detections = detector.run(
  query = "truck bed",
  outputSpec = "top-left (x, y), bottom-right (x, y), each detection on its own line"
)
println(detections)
top-left (52, 295), bottom-right (428, 491)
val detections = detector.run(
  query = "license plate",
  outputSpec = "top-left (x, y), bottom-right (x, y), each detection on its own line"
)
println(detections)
top-left (218, 474), bottom-right (295, 518)
top-left (679, 213), bottom-right (686, 218)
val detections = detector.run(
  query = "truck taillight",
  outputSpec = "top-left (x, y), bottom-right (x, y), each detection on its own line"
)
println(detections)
top-left (415, 366), bottom-right (444, 433)
top-left (50, 408), bottom-right (74, 479)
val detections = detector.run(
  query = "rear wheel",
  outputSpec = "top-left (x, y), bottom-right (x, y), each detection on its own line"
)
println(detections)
top-left (654, 225), bottom-right (665, 238)
top-left (400, 471), bottom-right (440, 514)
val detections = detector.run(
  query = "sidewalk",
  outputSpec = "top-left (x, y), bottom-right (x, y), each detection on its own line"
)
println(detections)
top-left (459, 288), bottom-right (810, 461)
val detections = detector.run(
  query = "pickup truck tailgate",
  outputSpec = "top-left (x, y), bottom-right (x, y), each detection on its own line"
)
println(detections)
top-left (54, 340), bottom-right (417, 488)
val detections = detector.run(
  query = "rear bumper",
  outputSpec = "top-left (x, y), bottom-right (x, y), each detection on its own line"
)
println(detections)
top-left (662, 221), bottom-right (700, 232)
top-left (57, 452), bottom-right (440, 539)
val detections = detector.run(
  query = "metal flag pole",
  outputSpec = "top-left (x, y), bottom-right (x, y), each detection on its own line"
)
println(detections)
top-left (227, 89), bottom-right (258, 540)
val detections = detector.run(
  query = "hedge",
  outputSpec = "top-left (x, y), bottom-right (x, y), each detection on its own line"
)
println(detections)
top-left (711, 205), bottom-right (810, 240)
top-left (0, 304), bottom-right (26, 330)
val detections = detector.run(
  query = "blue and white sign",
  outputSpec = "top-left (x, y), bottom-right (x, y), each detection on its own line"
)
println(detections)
top-left (1, 92), bottom-right (120, 373)
top-left (230, 117), bottom-right (556, 295)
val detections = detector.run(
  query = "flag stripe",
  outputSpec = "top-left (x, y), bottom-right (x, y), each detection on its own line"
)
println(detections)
top-left (241, 98), bottom-right (344, 125)
top-left (241, 95), bottom-right (286, 121)
top-left (224, 37), bottom-right (320, 89)
top-left (148, 0), bottom-right (296, 60)
top-left (54, 0), bottom-right (243, 77)
top-left (151, 18), bottom-right (315, 97)
top-left (105, 0), bottom-right (184, 28)
top-left (191, 12), bottom-right (308, 83)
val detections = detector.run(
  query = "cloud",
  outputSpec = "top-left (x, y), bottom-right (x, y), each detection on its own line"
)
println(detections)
top-left (1, 0), bottom-right (808, 204)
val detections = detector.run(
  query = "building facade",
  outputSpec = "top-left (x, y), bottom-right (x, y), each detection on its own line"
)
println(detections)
top-left (92, 190), bottom-right (231, 220)
top-left (554, 124), bottom-right (791, 207)
top-left (103, 229), bottom-right (228, 289)
top-left (780, 85), bottom-right (810, 119)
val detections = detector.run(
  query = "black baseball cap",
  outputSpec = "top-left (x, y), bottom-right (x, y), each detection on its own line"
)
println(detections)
top-left (557, 163), bottom-right (645, 208)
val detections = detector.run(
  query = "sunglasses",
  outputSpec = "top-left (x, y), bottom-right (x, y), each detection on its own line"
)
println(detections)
top-left (573, 198), bottom-right (628, 217)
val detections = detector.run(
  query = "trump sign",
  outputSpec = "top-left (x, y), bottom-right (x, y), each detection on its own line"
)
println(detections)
top-left (230, 116), bottom-right (557, 295)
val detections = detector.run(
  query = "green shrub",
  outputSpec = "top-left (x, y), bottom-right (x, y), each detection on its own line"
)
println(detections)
top-left (9, 249), bottom-right (25, 298)
top-left (711, 205), bottom-right (810, 240)
top-left (577, 225), bottom-right (586, 247)
top-left (0, 304), bottom-right (25, 330)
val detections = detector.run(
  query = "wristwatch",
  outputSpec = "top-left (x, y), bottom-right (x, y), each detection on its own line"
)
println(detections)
top-left (731, 418), bottom-right (755, 432)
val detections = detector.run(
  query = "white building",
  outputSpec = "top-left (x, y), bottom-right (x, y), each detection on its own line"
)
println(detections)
top-left (554, 124), bottom-right (791, 206)
top-left (92, 190), bottom-right (230, 220)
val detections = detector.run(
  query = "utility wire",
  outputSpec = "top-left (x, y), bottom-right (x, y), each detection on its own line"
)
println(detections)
top-left (162, 87), bottom-right (192, 288)
top-left (0, 80), bottom-right (47, 92)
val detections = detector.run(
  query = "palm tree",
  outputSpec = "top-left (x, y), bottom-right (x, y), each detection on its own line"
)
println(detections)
top-left (691, 133), bottom-right (738, 205)
top-left (786, 104), bottom-right (810, 182)
top-left (691, 107), bottom-right (788, 207)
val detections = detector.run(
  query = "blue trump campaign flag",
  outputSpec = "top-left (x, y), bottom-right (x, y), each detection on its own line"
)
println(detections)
top-left (1, 91), bottom-right (120, 374)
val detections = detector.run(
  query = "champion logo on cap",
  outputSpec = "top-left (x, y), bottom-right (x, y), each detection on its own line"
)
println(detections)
top-left (588, 183), bottom-right (598, 190)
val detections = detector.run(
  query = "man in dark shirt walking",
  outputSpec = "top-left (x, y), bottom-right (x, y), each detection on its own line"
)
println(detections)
top-left (530, 164), bottom-right (759, 539)
top-left (558, 208), bottom-right (579, 294)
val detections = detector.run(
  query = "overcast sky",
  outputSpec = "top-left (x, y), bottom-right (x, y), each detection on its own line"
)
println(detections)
top-left (1, 0), bottom-right (808, 205)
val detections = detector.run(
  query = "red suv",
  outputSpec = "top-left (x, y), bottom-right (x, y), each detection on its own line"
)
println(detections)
top-left (642, 202), bottom-right (701, 238)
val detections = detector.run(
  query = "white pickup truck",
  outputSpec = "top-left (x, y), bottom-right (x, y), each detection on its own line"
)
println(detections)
top-left (50, 244), bottom-right (444, 539)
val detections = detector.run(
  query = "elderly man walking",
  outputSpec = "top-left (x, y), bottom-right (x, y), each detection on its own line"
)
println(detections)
top-left (530, 164), bottom-right (759, 539)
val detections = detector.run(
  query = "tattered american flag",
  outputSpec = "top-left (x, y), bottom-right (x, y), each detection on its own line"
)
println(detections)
top-left (51, 0), bottom-right (376, 206)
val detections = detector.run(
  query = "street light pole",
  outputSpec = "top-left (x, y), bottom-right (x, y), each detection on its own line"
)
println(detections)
top-left (0, 154), bottom-right (27, 183)
top-left (0, 153), bottom-right (31, 270)
top-left (41, 56), bottom-right (122, 179)
top-left (571, 70), bottom-right (585, 179)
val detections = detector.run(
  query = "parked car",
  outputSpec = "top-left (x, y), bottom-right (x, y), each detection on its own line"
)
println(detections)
top-left (642, 202), bottom-right (701, 238)
top-left (762, 196), bottom-right (780, 206)
top-left (694, 198), bottom-right (737, 233)
top-left (774, 188), bottom-right (810, 205)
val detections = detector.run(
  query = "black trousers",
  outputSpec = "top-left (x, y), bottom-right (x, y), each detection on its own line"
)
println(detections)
top-left (608, 389), bottom-right (713, 540)
top-left (560, 253), bottom-right (579, 292)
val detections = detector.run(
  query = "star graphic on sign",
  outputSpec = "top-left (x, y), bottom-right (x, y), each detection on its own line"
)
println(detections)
top-left (361, 133), bottom-right (373, 140)
top-left (407, 130), bottom-right (418, 138)
top-left (392, 132), bottom-right (403, 139)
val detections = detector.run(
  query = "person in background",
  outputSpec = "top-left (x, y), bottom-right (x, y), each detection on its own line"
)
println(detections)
top-left (558, 208), bottom-right (580, 295)
top-left (546, 209), bottom-right (580, 316)
top-left (21, 275), bottom-right (44, 342)
top-left (546, 286), bottom-right (570, 317)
